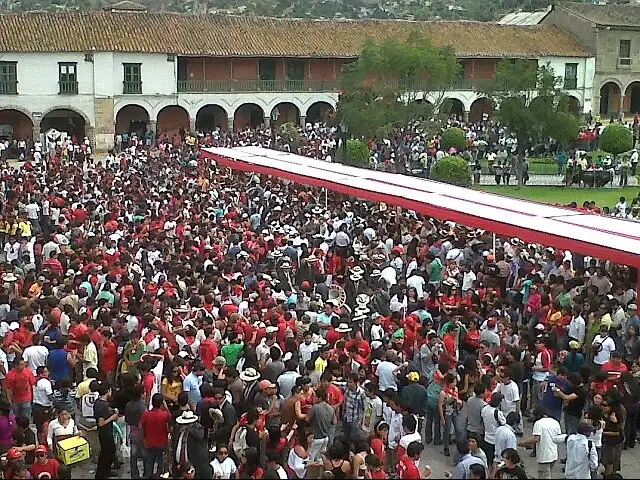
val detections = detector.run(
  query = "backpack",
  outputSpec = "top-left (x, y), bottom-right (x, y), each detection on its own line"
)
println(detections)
top-left (232, 425), bottom-right (249, 458)
top-left (426, 380), bottom-right (443, 407)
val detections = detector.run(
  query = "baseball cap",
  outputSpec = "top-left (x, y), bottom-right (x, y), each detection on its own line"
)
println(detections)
top-left (259, 379), bottom-right (276, 390)
top-left (7, 447), bottom-right (22, 460)
top-left (406, 371), bottom-right (420, 382)
top-left (35, 445), bottom-right (47, 454)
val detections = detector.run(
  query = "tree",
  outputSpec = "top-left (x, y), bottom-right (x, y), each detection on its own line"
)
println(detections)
top-left (599, 124), bottom-right (634, 155)
top-left (481, 60), bottom-right (580, 154)
top-left (336, 31), bottom-right (461, 138)
top-left (338, 139), bottom-right (370, 167)
top-left (280, 122), bottom-right (301, 150)
top-left (430, 156), bottom-right (472, 187)
top-left (440, 127), bottom-right (466, 151)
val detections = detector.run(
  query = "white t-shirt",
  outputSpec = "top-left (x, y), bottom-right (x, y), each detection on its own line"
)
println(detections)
top-left (33, 377), bottom-right (53, 407)
top-left (23, 345), bottom-right (49, 374)
top-left (532, 417), bottom-right (563, 463)
top-left (0, 348), bottom-right (7, 380)
top-left (376, 361), bottom-right (398, 391)
top-left (494, 381), bottom-right (520, 415)
top-left (210, 456), bottom-right (237, 479)
top-left (592, 335), bottom-right (616, 365)
top-left (407, 275), bottom-right (425, 299)
top-left (299, 342), bottom-right (318, 364)
top-left (370, 324), bottom-right (384, 341)
top-left (481, 405), bottom-right (506, 444)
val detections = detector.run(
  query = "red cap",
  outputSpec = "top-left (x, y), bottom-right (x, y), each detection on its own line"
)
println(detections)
top-left (35, 445), bottom-right (48, 454)
top-left (7, 447), bottom-right (22, 460)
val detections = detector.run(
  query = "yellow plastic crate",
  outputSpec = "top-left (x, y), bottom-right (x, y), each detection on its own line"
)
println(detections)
top-left (56, 435), bottom-right (90, 466)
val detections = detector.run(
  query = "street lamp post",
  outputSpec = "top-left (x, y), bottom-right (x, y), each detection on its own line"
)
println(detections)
top-left (340, 122), bottom-right (349, 162)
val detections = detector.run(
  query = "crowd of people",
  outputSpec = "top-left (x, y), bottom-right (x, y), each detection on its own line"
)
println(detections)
top-left (0, 119), bottom-right (636, 480)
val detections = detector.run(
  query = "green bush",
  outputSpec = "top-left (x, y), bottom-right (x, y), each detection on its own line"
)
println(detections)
top-left (440, 127), bottom-right (467, 151)
top-left (341, 139), bottom-right (370, 166)
top-left (431, 156), bottom-right (472, 187)
top-left (599, 124), bottom-right (633, 155)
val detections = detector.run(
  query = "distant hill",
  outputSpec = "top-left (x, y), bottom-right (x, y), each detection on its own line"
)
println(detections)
top-left (0, 0), bottom-right (584, 22)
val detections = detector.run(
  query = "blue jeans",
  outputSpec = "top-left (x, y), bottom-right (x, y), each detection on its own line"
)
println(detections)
top-left (13, 401), bottom-right (31, 422)
top-left (425, 403), bottom-right (441, 444)
top-left (129, 431), bottom-right (145, 479)
top-left (443, 412), bottom-right (465, 454)
top-left (143, 446), bottom-right (164, 479)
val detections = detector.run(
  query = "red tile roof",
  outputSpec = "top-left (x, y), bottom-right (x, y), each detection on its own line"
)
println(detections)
top-left (0, 11), bottom-right (590, 58)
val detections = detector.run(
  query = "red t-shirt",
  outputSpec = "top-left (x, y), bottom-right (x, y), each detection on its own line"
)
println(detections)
top-left (199, 339), bottom-right (218, 370)
top-left (5, 368), bottom-right (35, 402)
top-left (371, 437), bottom-right (385, 461)
top-left (326, 383), bottom-right (345, 406)
top-left (142, 372), bottom-right (155, 400)
top-left (29, 458), bottom-right (60, 479)
top-left (140, 408), bottom-right (171, 448)
top-left (101, 340), bottom-right (118, 375)
top-left (397, 454), bottom-right (420, 480)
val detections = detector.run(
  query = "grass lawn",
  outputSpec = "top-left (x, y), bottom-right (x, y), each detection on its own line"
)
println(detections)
top-left (476, 186), bottom-right (640, 208)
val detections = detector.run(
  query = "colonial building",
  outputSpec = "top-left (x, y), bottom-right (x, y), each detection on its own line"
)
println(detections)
top-left (0, 9), bottom-right (593, 150)
top-left (541, 1), bottom-right (640, 117)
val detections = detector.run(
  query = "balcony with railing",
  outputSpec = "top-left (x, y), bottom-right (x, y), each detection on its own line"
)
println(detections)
top-left (59, 80), bottom-right (78, 95)
top-left (177, 79), bottom-right (339, 93)
top-left (123, 81), bottom-right (142, 95)
top-left (176, 77), bottom-right (511, 94)
top-left (0, 82), bottom-right (17, 95)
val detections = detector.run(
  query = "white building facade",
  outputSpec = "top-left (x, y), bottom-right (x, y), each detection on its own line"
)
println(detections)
top-left (0, 11), bottom-right (595, 151)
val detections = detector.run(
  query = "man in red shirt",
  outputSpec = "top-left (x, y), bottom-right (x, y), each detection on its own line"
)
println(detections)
top-left (140, 362), bottom-right (156, 407)
top-left (29, 444), bottom-right (60, 479)
top-left (397, 441), bottom-right (429, 479)
top-left (5, 358), bottom-right (35, 420)
top-left (602, 351), bottom-right (628, 389)
top-left (140, 393), bottom-right (171, 478)
top-left (101, 331), bottom-right (118, 383)
top-left (199, 327), bottom-right (218, 371)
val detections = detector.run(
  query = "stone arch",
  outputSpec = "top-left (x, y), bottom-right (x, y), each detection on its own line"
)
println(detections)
top-left (599, 82), bottom-right (622, 116)
top-left (469, 97), bottom-right (494, 122)
top-left (0, 109), bottom-right (34, 142)
top-left (40, 108), bottom-right (88, 140)
top-left (234, 103), bottom-right (265, 130)
top-left (566, 95), bottom-right (581, 115)
top-left (196, 104), bottom-right (229, 132)
top-left (157, 105), bottom-right (190, 137)
top-left (270, 102), bottom-right (300, 127)
top-left (305, 101), bottom-right (335, 124)
top-left (442, 97), bottom-right (465, 118)
top-left (115, 104), bottom-right (150, 136)
top-left (624, 81), bottom-right (640, 115)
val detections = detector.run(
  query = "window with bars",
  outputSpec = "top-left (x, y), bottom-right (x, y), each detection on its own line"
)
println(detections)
top-left (0, 62), bottom-right (17, 94)
top-left (564, 63), bottom-right (578, 89)
top-left (123, 63), bottom-right (142, 94)
top-left (59, 62), bottom-right (78, 94)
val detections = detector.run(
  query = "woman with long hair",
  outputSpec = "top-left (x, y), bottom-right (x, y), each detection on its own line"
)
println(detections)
top-left (46, 409), bottom-right (78, 451)
top-left (459, 355), bottom-right (480, 401)
top-left (162, 364), bottom-right (184, 407)
top-left (601, 393), bottom-right (624, 476)
top-left (624, 325), bottom-right (640, 366)
top-left (620, 372), bottom-right (640, 448)
top-left (237, 446), bottom-right (263, 479)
